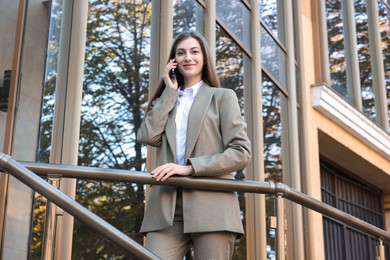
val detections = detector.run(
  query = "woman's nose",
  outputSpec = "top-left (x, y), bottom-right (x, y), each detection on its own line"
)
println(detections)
top-left (184, 53), bottom-right (192, 61)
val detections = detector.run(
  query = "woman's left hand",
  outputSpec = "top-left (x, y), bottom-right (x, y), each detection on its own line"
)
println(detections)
top-left (151, 163), bottom-right (194, 182)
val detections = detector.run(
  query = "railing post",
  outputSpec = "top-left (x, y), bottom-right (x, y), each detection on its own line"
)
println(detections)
top-left (376, 239), bottom-right (385, 260)
top-left (42, 175), bottom-right (62, 260)
top-left (275, 193), bottom-right (285, 260)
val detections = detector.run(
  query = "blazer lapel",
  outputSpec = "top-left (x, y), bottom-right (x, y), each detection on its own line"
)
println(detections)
top-left (185, 85), bottom-right (215, 161)
top-left (166, 104), bottom-right (177, 163)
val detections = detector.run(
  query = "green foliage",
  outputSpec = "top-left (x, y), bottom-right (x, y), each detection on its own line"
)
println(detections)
top-left (173, 0), bottom-right (203, 34)
top-left (73, 0), bottom-right (151, 258)
top-left (30, 195), bottom-right (47, 259)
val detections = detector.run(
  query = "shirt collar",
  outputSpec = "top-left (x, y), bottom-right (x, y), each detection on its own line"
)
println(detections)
top-left (179, 80), bottom-right (203, 97)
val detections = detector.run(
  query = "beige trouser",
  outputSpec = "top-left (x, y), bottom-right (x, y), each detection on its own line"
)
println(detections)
top-left (144, 221), bottom-right (237, 260)
top-left (144, 189), bottom-right (237, 259)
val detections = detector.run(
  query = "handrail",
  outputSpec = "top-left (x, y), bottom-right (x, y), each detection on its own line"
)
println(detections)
top-left (0, 153), bottom-right (161, 260)
top-left (20, 160), bottom-right (390, 243)
top-left (1, 153), bottom-right (390, 258)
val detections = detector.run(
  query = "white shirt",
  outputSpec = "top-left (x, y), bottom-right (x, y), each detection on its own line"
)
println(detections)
top-left (175, 81), bottom-right (203, 165)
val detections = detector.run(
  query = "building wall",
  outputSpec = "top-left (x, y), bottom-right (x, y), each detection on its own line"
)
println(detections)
top-left (301, 0), bottom-right (390, 259)
top-left (300, 1), bottom-right (326, 259)
top-left (0, 0), bottom-right (48, 259)
top-left (0, 0), bottom-right (19, 150)
top-left (385, 194), bottom-right (390, 231)
top-left (0, 0), bottom-right (388, 259)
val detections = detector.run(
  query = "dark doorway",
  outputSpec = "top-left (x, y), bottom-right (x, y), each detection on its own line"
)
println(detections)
top-left (320, 158), bottom-right (387, 260)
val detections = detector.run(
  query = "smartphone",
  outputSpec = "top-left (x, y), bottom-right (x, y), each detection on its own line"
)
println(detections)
top-left (169, 68), bottom-right (175, 81)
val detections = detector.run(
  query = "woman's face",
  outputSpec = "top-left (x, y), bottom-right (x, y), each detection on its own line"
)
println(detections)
top-left (175, 37), bottom-right (204, 84)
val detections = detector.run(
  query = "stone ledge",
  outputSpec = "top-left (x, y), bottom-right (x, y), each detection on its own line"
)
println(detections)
top-left (311, 84), bottom-right (390, 160)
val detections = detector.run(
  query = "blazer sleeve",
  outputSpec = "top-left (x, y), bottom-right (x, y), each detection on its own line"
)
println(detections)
top-left (188, 89), bottom-right (251, 177)
top-left (137, 86), bottom-right (178, 147)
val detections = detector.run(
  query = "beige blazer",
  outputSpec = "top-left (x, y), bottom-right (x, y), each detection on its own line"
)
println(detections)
top-left (137, 84), bottom-right (251, 235)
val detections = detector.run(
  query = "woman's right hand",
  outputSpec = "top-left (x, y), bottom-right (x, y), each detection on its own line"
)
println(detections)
top-left (162, 59), bottom-right (178, 89)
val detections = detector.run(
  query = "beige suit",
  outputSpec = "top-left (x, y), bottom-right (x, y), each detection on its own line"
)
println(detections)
top-left (137, 84), bottom-right (251, 235)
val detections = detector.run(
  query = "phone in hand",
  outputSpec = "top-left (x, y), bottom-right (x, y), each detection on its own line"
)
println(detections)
top-left (169, 68), bottom-right (175, 81)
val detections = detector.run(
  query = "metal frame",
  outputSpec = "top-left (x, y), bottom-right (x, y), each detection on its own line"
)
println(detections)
top-left (0, 0), bottom-right (29, 252)
top-left (283, 1), bottom-right (304, 259)
top-left (366, 0), bottom-right (389, 131)
top-left (340, 0), bottom-right (362, 109)
top-left (317, 0), bottom-right (331, 85)
top-left (48, 1), bottom-right (89, 258)
top-left (0, 154), bottom-right (161, 260)
top-left (42, 175), bottom-right (61, 260)
top-left (0, 153), bottom-right (389, 259)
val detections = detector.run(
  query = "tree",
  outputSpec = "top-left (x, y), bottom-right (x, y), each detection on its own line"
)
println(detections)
top-left (216, 26), bottom-right (247, 260)
top-left (73, 0), bottom-right (151, 258)
top-left (326, 0), bottom-right (348, 98)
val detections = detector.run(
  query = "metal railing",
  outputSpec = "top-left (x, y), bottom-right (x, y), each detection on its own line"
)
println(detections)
top-left (0, 152), bottom-right (389, 260)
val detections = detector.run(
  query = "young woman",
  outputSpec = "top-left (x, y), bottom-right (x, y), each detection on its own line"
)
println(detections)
top-left (137, 31), bottom-right (251, 259)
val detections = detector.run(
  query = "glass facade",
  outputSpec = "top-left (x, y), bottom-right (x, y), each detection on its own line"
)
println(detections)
top-left (216, 25), bottom-right (247, 258)
top-left (38, 0), bottom-right (64, 163)
top-left (76, 0), bottom-right (151, 258)
top-left (262, 74), bottom-right (284, 184)
top-left (216, 0), bottom-right (251, 50)
top-left (326, 0), bottom-right (390, 127)
top-left (378, 0), bottom-right (390, 126)
top-left (260, 0), bottom-right (285, 44)
top-left (27, 0), bottom-right (294, 258)
top-left (260, 25), bottom-right (287, 89)
top-left (173, 0), bottom-right (204, 35)
top-left (262, 73), bottom-right (286, 258)
top-left (355, 0), bottom-right (376, 121)
top-left (326, 0), bottom-right (348, 99)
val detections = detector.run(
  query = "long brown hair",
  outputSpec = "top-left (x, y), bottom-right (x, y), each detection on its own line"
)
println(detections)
top-left (146, 31), bottom-right (220, 112)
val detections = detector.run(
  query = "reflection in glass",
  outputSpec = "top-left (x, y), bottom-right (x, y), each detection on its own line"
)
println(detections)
top-left (260, 0), bottom-right (285, 44)
top-left (355, 0), bottom-right (376, 121)
top-left (262, 74), bottom-right (284, 183)
top-left (261, 25), bottom-right (287, 88)
top-left (378, 1), bottom-right (390, 127)
top-left (326, 0), bottom-right (348, 99)
top-left (216, 0), bottom-right (251, 49)
top-left (38, 0), bottom-right (64, 163)
top-left (262, 73), bottom-right (285, 259)
top-left (74, 0), bottom-right (151, 258)
top-left (32, 0), bottom-right (64, 257)
top-left (216, 25), bottom-right (244, 111)
top-left (173, 0), bottom-right (204, 36)
top-left (216, 26), bottom-right (246, 259)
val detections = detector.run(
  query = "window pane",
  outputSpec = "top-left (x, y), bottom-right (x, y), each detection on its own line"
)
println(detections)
top-left (262, 74), bottom-right (284, 183)
top-left (260, 0), bottom-right (285, 44)
top-left (31, 0), bottom-right (63, 256)
top-left (355, 0), bottom-right (376, 121)
top-left (173, 0), bottom-right (204, 35)
top-left (216, 25), bottom-right (244, 110)
top-left (38, 0), bottom-right (64, 163)
top-left (262, 73), bottom-right (286, 259)
top-left (216, 26), bottom-right (246, 259)
top-left (326, 0), bottom-right (348, 99)
top-left (261, 25), bottom-right (287, 89)
top-left (74, 0), bottom-right (151, 258)
top-left (216, 0), bottom-right (251, 49)
top-left (378, 0), bottom-right (390, 128)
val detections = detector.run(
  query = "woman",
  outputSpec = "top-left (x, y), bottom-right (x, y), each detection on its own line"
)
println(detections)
top-left (137, 31), bottom-right (251, 260)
